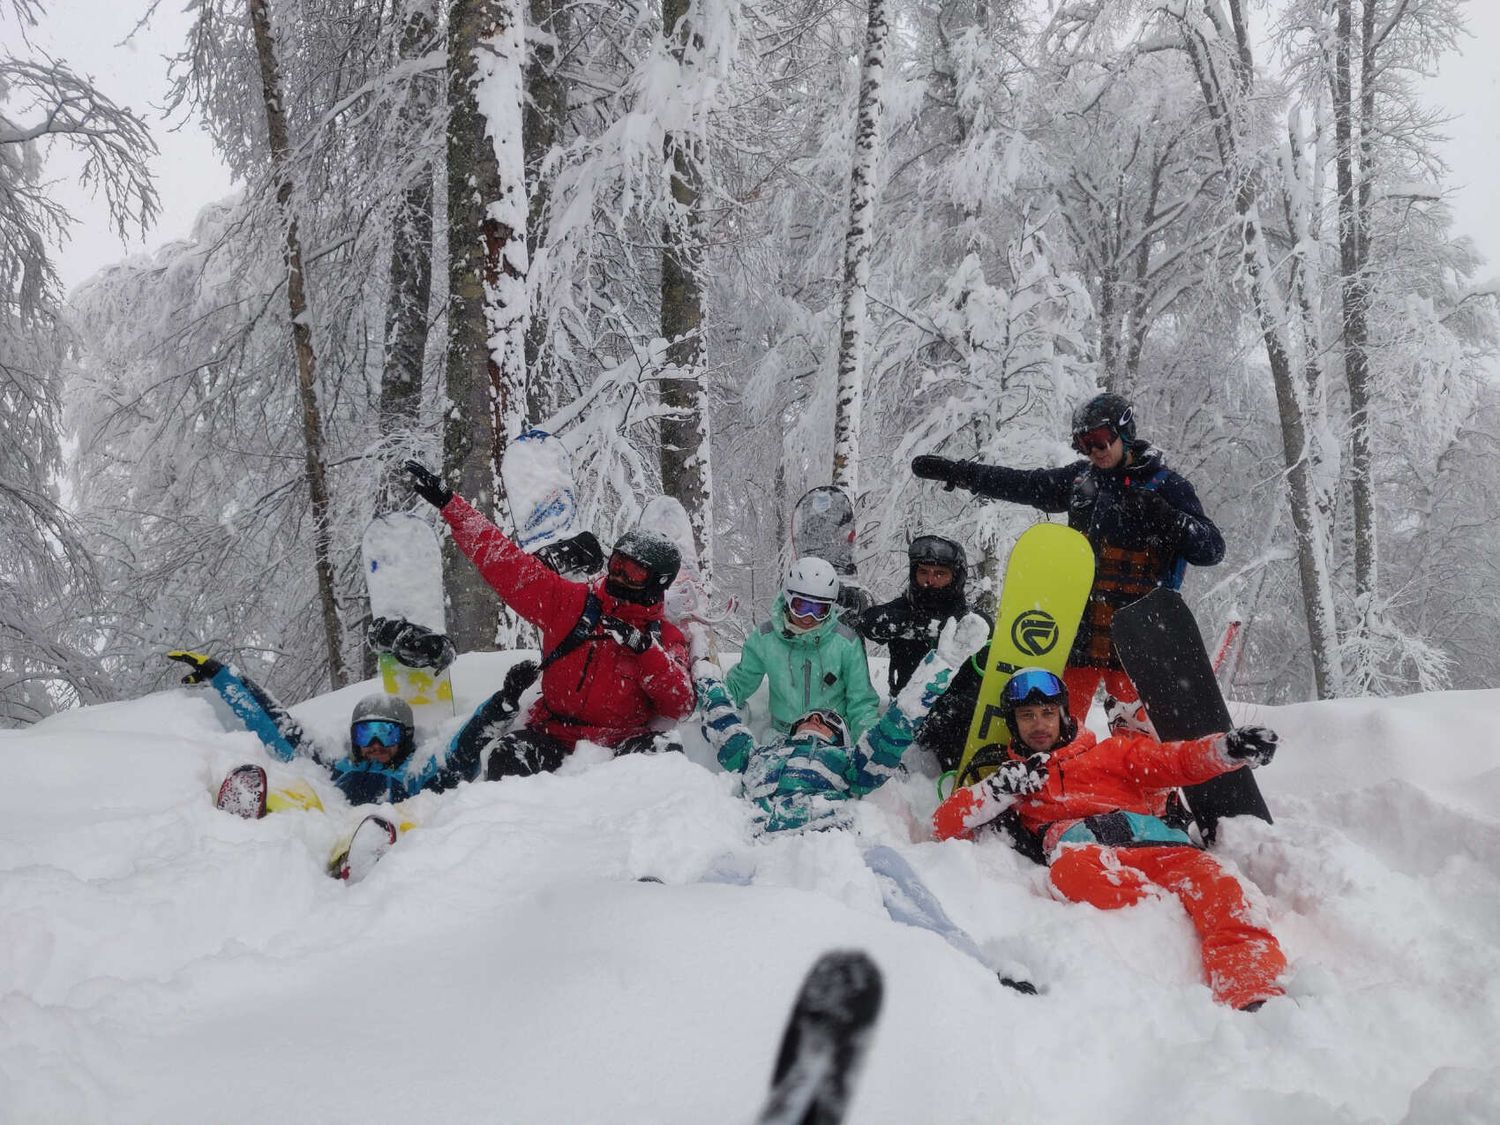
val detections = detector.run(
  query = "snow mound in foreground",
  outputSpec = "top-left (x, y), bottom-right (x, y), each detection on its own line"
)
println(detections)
top-left (2, 655), bottom-right (1498, 1124)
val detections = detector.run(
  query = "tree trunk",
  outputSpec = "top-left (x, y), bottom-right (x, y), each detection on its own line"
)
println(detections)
top-left (831, 0), bottom-right (890, 496)
top-left (247, 0), bottom-right (347, 689)
top-left (378, 3), bottom-right (438, 516)
top-left (446, 0), bottom-right (529, 652)
top-left (659, 0), bottom-right (713, 579)
top-left (523, 0), bottom-right (567, 419)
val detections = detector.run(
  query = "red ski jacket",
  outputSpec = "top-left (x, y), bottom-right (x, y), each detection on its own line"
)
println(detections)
top-left (933, 728), bottom-right (1239, 855)
top-left (441, 495), bottom-right (694, 747)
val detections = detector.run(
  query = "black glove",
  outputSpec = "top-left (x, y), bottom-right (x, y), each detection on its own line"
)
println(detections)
top-left (983, 753), bottom-right (1049, 797)
top-left (911, 455), bottom-right (972, 491)
top-left (368, 616), bottom-right (457, 673)
top-left (1118, 488), bottom-right (1187, 547)
top-left (599, 615), bottom-right (654, 654)
top-left (167, 650), bottom-right (224, 684)
top-left (403, 460), bottom-right (453, 509)
top-left (1223, 726), bottom-right (1278, 768)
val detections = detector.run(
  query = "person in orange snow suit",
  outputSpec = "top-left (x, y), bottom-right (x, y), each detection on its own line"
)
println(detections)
top-left (932, 668), bottom-right (1286, 1011)
top-left (404, 461), bottom-right (694, 778)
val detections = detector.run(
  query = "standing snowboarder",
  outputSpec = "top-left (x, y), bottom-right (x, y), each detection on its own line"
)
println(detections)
top-left (931, 667), bottom-right (1285, 1010)
top-left (725, 557), bottom-right (881, 743)
top-left (911, 393), bottom-right (1224, 722)
top-left (405, 461), bottom-right (694, 776)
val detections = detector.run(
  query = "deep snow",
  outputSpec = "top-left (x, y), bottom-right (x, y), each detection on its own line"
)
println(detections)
top-left (3, 652), bottom-right (1499, 1124)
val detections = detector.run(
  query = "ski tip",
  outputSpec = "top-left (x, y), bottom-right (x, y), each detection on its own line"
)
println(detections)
top-left (796, 949), bottom-right (884, 1031)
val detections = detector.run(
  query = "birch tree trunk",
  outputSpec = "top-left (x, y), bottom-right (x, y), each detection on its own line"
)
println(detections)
top-left (659, 0), bottom-right (714, 579)
top-left (247, 0), bottom-right (347, 688)
top-left (523, 0), bottom-right (567, 419)
top-left (831, 0), bottom-right (890, 496)
top-left (446, 0), bottom-right (529, 652)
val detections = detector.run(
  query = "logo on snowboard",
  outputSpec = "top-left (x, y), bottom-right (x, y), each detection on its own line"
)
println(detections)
top-left (1011, 610), bottom-right (1059, 656)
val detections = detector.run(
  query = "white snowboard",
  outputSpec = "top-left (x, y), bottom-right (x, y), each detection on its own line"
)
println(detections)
top-left (362, 513), bottom-right (455, 724)
top-left (502, 429), bottom-right (580, 551)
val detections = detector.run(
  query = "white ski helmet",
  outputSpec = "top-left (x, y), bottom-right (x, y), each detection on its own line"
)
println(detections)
top-left (784, 556), bottom-right (839, 603)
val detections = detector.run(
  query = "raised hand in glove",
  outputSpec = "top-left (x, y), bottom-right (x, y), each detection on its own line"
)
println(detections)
top-left (402, 460), bottom-right (453, 509)
top-left (984, 752), bottom-right (1049, 798)
top-left (911, 455), bottom-right (973, 491)
top-left (167, 650), bottom-right (224, 684)
top-left (1223, 725), bottom-right (1278, 768)
top-left (936, 612), bottom-right (991, 667)
top-left (600, 615), bottom-right (654, 654)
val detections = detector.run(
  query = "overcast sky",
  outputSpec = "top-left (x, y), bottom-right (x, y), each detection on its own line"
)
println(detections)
top-left (26, 2), bottom-right (1500, 293)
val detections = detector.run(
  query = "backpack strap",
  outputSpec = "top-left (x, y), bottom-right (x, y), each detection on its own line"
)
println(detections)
top-left (539, 592), bottom-right (605, 671)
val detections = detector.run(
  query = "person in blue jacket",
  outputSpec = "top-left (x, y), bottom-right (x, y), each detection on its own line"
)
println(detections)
top-left (169, 650), bottom-right (534, 807)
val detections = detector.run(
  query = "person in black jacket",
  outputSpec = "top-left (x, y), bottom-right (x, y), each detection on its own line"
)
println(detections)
top-left (911, 393), bottom-right (1224, 724)
top-left (854, 535), bottom-right (986, 773)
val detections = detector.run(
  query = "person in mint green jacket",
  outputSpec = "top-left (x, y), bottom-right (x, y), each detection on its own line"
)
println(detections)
top-left (724, 557), bottom-right (881, 741)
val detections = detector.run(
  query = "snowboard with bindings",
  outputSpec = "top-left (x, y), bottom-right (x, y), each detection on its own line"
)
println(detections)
top-left (1113, 587), bottom-right (1272, 843)
top-left (362, 514), bottom-right (455, 727)
top-left (328, 815), bottom-right (399, 883)
top-left (790, 486), bottom-right (871, 615)
top-left (502, 427), bottom-right (604, 578)
top-left (755, 950), bottom-right (884, 1125)
top-left (953, 523), bottom-right (1095, 787)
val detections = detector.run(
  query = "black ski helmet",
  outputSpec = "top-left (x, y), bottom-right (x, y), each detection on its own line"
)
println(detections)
top-left (350, 693), bottom-right (416, 761)
top-left (606, 528), bottom-right (681, 605)
top-left (998, 667), bottom-right (1077, 749)
top-left (1071, 392), bottom-right (1136, 449)
top-left (790, 708), bottom-right (850, 748)
top-left (907, 534), bottom-right (967, 615)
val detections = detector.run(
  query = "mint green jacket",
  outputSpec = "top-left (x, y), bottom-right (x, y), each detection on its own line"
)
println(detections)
top-left (724, 594), bottom-right (881, 741)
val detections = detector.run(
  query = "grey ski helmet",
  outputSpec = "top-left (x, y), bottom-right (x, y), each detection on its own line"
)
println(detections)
top-left (350, 693), bottom-right (416, 761)
top-left (1071, 393), bottom-right (1136, 450)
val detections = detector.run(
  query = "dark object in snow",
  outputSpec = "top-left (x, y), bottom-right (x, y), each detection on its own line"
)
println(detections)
top-left (757, 950), bottom-right (884, 1125)
top-left (367, 616), bottom-right (457, 674)
top-left (790, 486), bottom-right (872, 616)
top-left (1113, 588), bottom-right (1272, 842)
top-left (328, 815), bottom-right (398, 883)
top-left (215, 763), bottom-right (268, 819)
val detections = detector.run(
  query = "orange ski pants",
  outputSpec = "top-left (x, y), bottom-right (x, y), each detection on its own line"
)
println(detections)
top-left (1050, 843), bottom-right (1286, 1009)
top-left (1063, 666), bottom-right (1138, 725)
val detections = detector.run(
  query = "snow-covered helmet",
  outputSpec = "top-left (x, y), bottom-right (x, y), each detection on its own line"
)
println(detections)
top-left (606, 529), bottom-right (681, 605)
top-left (784, 556), bottom-right (839, 602)
top-left (907, 534), bottom-right (967, 612)
top-left (1071, 392), bottom-right (1136, 451)
top-left (350, 693), bottom-right (416, 762)
top-left (998, 667), bottom-right (1076, 749)
top-left (790, 708), bottom-right (850, 748)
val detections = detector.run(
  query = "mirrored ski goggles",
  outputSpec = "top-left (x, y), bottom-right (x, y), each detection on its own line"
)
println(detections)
top-left (1002, 668), bottom-right (1067, 707)
top-left (352, 719), bottom-right (405, 749)
top-left (908, 535), bottom-right (963, 567)
top-left (608, 555), bottom-right (650, 584)
top-left (1072, 424), bottom-right (1117, 453)
top-left (787, 595), bottom-right (833, 620)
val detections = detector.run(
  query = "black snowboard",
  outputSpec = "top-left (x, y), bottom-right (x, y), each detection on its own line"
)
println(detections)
top-left (1112, 588), bottom-right (1272, 843)
top-left (790, 486), bottom-right (872, 615)
top-left (756, 950), bottom-right (883, 1125)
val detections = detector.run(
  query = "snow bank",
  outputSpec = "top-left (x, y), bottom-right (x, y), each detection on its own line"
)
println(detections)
top-left (3, 658), bottom-right (1498, 1124)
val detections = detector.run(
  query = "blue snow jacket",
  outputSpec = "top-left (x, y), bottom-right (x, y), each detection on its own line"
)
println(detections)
top-left (204, 664), bottom-right (495, 805)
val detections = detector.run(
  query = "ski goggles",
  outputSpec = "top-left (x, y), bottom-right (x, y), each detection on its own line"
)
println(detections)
top-left (1002, 668), bottom-right (1067, 708)
top-left (787, 595), bottom-right (833, 620)
top-left (608, 554), bottom-right (651, 585)
top-left (1072, 424), bottom-right (1117, 453)
top-left (791, 708), bottom-right (848, 747)
top-left (352, 719), bottom-right (405, 749)
top-left (908, 535), bottom-right (963, 567)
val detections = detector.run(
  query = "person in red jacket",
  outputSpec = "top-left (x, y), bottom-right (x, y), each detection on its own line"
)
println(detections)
top-left (932, 667), bottom-right (1286, 1011)
top-left (404, 461), bottom-right (695, 779)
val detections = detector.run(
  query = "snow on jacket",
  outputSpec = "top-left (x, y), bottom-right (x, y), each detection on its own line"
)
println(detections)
top-left (855, 585), bottom-right (971, 695)
top-left (203, 663), bottom-right (485, 805)
top-left (724, 594), bottom-right (881, 741)
top-left (932, 728), bottom-right (1243, 857)
top-left (960, 442), bottom-right (1223, 668)
top-left (700, 646), bottom-right (967, 834)
top-left (440, 494), bottom-right (694, 746)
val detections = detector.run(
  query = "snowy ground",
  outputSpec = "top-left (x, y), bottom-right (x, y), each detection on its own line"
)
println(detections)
top-left (3, 652), bottom-right (1499, 1124)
